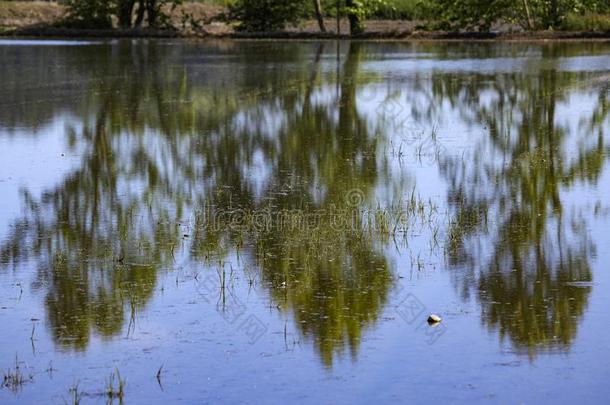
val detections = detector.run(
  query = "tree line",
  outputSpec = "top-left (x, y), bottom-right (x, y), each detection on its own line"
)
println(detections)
top-left (63, 0), bottom-right (178, 29)
top-left (431, 0), bottom-right (610, 31)
top-left (63, 0), bottom-right (610, 32)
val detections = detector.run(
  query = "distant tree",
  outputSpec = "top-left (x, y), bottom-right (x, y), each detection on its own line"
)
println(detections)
top-left (524, 0), bottom-right (605, 29)
top-left (227, 0), bottom-right (391, 34)
top-left (65, 0), bottom-right (113, 29)
top-left (135, 0), bottom-right (146, 27)
top-left (344, 0), bottom-right (388, 35)
top-left (430, 0), bottom-right (610, 31)
top-left (65, 0), bottom-right (181, 29)
top-left (229, 0), bottom-right (309, 32)
top-left (345, 0), bottom-right (364, 34)
top-left (429, 0), bottom-right (511, 31)
top-left (116, 0), bottom-right (137, 28)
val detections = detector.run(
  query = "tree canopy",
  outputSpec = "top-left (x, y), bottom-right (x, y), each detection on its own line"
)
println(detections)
top-left (65, 0), bottom-right (181, 29)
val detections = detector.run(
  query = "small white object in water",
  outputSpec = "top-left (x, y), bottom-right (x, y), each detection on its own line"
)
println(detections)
top-left (427, 314), bottom-right (442, 324)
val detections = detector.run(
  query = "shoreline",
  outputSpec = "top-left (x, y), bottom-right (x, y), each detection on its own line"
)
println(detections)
top-left (1, 1), bottom-right (609, 42)
top-left (1, 26), bottom-right (610, 42)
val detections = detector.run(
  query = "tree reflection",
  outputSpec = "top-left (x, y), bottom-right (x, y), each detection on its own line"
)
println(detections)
top-left (0, 41), bottom-right (393, 364)
top-left (434, 51), bottom-right (609, 355)
top-left (1, 40), bottom-right (608, 362)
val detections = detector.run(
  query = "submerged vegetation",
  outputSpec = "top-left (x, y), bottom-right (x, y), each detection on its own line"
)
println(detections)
top-left (1, 356), bottom-right (33, 393)
top-left (105, 370), bottom-right (126, 401)
top-left (63, 370), bottom-right (125, 404)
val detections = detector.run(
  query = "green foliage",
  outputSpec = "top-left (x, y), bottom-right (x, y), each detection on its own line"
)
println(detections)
top-left (65, 0), bottom-right (113, 29)
top-left (64, 0), bottom-right (182, 29)
top-left (427, 0), bottom-right (610, 31)
top-left (226, 0), bottom-right (393, 33)
top-left (344, 0), bottom-right (389, 33)
top-left (47, 0), bottom-right (610, 33)
top-left (526, 0), bottom-right (581, 28)
top-left (562, 12), bottom-right (610, 31)
top-left (228, 0), bottom-right (310, 31)
top-left (428, 0), bottom-right (511, 31)
top-left (525, 0), bottom-right (610, 28)
top-left (368, 0), bottom-right (436, 20)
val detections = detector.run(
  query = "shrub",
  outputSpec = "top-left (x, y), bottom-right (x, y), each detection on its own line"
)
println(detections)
top-left (429, 0), bottom-right (512, 31)
top-left (64, 0), bottom-right (113, 29)
top-left (228, 0), bottom-right (309, 31)
top-left (562, 12), bottom-right (610, 31)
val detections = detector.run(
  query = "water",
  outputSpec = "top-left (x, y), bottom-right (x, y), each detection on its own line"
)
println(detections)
top-left (0, 39), bottom-right (609, 404)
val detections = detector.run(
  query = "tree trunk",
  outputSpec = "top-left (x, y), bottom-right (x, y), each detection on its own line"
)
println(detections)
top-left (117, 0), bottom-right (136, 29)
top-left (135, 0), bottom-right (146, 27)
top-left (312, 0), bottom-right (326, 33)
top-left (336, 0), bottom-right (341, 34)
top-left (146, 0), bottom-right (159, 28)
top-left (345, 0), bottom-right (364, 35)
top-left (522, 0), bottom-right (534, 30)
top-left (549, 0), bottom-right (559, 28)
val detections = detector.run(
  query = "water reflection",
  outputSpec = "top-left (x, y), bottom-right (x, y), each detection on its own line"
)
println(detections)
top-left (0, 40), bottom-right (609, 362)
top-left (433, 49), bottom-right (609, 355)
top-left (0, 41), bottom-right (394, 365)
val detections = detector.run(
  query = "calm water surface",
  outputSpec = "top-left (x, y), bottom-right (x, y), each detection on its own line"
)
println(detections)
top-left (1, 39), bottom-right (609, 404)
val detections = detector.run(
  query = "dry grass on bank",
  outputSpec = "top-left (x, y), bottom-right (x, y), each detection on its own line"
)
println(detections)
top-left (0, 1), bottom-right (65, 30)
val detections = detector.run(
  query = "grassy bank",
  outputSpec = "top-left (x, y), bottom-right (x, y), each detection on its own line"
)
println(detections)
top-left (563, 12), bottom-right (610, 32)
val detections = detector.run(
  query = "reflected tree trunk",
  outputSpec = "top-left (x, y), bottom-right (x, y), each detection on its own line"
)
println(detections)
top-left (304, 43), bottom-right (325, 112)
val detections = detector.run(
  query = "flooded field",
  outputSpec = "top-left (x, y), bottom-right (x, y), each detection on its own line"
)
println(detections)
top-left (1, 39), bottom-right (609, 404)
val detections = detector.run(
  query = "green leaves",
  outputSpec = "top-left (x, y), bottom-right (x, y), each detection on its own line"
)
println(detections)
top-left (228, 0), bottom-right (391, 34)
top-left (428, 0), bottom-right (511, 31)
top-left (61, 0), bottom-right (610, 33)
top-left (429, 0), bottom-right (610, 31)
top-left (229, 0), bottom-right (310, 31)
top-left (345, 0), bottom-right (390, 33)
top-left (65, 0), bottom-right (113, 29)
top-left (64, 0), bottom-right (182, 29)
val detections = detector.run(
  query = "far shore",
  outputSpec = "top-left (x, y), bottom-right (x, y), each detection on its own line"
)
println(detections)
top-left (1, 2), bottom-right (608, 43)
top-left (2, 25), bottom-right (610, 42)
top-left (2, 0), bottom-right (610, 43)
